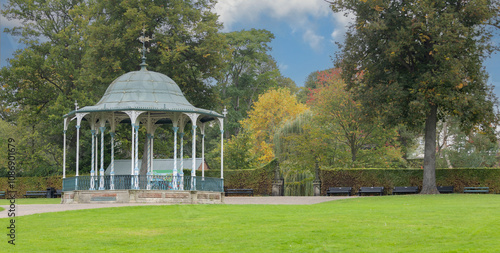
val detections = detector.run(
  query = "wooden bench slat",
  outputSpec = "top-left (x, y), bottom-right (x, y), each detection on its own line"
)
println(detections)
top-left (358, 187), bottom-right (384, 196)
top-left (225, 189), bottom-right (254, 196)
top-left (464, 187), bottom-right (489, 193)
top-left (392, 186), bottom-right (419, 195)
top-left (24, 191), bottom-right (48, 198)
top-left (326, 187), bottom-right (352, 196)
top-left (437, 186), bottom-right (454, 194)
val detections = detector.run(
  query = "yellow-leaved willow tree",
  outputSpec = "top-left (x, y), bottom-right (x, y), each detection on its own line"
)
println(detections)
top-left (241, 88), bottom-right (308, 164)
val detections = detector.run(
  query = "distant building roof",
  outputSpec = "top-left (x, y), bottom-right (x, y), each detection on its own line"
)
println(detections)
top-left (105, 158), bottom-right (209, 175)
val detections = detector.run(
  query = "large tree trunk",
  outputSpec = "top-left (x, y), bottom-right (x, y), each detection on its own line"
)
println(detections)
top-left (421, 104), bottom-right (440, 194)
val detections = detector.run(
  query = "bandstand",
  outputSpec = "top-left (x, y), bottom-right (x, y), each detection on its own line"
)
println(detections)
top-left (61, 56), bottom-right (226, 204)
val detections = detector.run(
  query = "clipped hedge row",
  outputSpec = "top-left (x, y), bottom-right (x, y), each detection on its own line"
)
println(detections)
top-left (197, 161), bottom-right (276, 196)
top-left (320, 168), bottom-right (500, 195)
top-left (3, 167), bottom-right (496, 197)
top-left (0, 177), bottom-right (63, 198)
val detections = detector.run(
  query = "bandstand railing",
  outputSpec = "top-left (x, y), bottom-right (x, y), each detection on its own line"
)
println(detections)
top-left (63, 175), bottom-right (224, 192)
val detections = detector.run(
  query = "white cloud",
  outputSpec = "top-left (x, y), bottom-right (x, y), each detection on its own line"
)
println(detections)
top-left (303, 29), bottom-right (324, 52)
top-left (0, 14), bottom-right (24, 29)
top-left (215, 0), bottom-right (330, 30)
top-left (214, 0), bottom-right (333, 51)
top-left (330, 11), bottom-right (355, 42)
top-left (278, 63), bottom-right (288, 71)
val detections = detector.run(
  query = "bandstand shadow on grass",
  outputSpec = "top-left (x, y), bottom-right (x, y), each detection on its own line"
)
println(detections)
top-left (61, 56), bottom-right (226, 204)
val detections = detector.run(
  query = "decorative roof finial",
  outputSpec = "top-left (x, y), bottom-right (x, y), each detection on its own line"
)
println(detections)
top-left (75, 100), bottom-right (79, 111)
top-left (222, 106), bottom-right (228, 117)
top-left (138, 26), bottom-right (151, 70)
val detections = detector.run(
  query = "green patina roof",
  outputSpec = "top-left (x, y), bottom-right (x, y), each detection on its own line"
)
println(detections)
top-left (65, 65), bottom-right (222, 118)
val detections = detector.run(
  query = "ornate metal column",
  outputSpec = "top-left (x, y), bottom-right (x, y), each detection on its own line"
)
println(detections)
top-left (220, 129), bottom-right (224, 179)
top-left (63, 118), bottom-right (68, 179)
top-left (74, 107), bottom-right (85, 191)
top-left (95, 132), bottom-right (98, 176)
top-left (130, 123), bottom-right (135, 188)
top-left (75, 124), bottom-right (80, 190)
top-left (133, 124), bottom-right (140, 190)
top-left (99, 126), bottom-right (106, 190)
top-left (219, 107), bottom-right (227, 179)
top-left (90, 129), bottom-right (96, 190)
top-left (201, 130), bottom-right (205, 180)
top-left (124, 111), bottom-right (144, 189)
top-left (150, 134), bottom-right (154, 173)
top-left (110, 132), bottom-right (115, 190)
top-left (172, 126), bottom-right (179, 190)
top-left (191, 125), bottom-right (197, 190)
top-left (179, 132), bottom-right (185, 190)
top-left (146, 133), bottom-right (152, 190)
top-left (75, 125), bottom-right (80, 177)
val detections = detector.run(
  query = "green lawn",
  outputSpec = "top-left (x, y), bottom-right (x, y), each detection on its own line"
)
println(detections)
top-left (2, 195), bottom-right (499, 252)
top-left (0, 198), bottom-right (61, 205)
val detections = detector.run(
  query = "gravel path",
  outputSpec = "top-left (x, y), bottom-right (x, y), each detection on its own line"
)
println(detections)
top-left (0, 196), bottom-right (355, 218)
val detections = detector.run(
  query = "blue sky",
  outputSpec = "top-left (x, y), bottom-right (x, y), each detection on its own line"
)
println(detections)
top-left (2, 0), bottom-right (500, 96)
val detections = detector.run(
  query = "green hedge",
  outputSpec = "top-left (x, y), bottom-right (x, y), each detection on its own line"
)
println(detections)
top-left (0, 177), bottom-right (63, 198)
top-left (3, 167), bottom-right (496, 197)
top-left (320, 168), bottom-right (500, 195)
top-left (194, 161), bottom-right (275, 196)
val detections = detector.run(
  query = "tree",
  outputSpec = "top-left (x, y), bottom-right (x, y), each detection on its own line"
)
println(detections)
top-left (297, 69), bottom-right (325, 103)
top-left (224, 131), bottom-right (257, 170)
top-left (436, 117), bottom-right (499, 168)
top-left (241, 88), bottom-right (308, 164)
top-left (330, 0), bottom-right (498, 193)
top-left (0, 119), bottom-right (21, 176)
top-left (217, 29), bottom-right (296, 138)
top-left (308, 68), bottom-right (404, 167)
top-left (79, 0), bottom-right (228, 109)
top-left (0, 0), bottom-right (228, 175)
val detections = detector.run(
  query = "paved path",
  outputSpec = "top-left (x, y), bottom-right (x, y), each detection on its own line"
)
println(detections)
top-left (0, 196), bottom-right (354, 218)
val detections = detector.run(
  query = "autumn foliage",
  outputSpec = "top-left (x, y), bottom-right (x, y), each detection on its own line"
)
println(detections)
top-left (241, 88), bottom-right (308, 164)
top-left (308, 68), bottom-right (405, 167)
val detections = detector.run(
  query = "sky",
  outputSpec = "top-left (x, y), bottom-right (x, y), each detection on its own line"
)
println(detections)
top-left (1, 0), bottom-right (500, 96)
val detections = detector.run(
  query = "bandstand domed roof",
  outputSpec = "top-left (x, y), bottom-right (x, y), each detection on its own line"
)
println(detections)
top-left (64, 64), bottom-right (222, 120)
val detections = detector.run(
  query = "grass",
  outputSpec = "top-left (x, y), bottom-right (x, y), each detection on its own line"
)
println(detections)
top-left (0, 198), bottom-right (61, 213)
top-left (1, 195), bottom-right (499, 252)
top-left (0, 198), bottom-right (61, 205)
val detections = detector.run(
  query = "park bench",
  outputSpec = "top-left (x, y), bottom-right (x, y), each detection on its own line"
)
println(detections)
top-left (53, 189), bottom-right (62, 198)
top-left (0, 191), bottom-right (5, 199)
top-left (437, 186), bottom-right (454, 194)
top-left (326, 187), bottom-right (353, 196)
top-left (463, 187), bottom-right (489, 194)
top-left (358, 187), bottom-right (384, 196)
top-left (392, 186), bottom-right (419, 195)
top-left (24, 190), bottom-right (48, 198)
top-left (225, 189), bottom-right (254, 196)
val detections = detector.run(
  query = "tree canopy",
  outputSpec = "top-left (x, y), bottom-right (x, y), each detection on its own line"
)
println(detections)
top-left (330, 0), bottom-right (499, 193)
top-left (308, 68), bottom-right (404, 167)
top-left (241, 88), bottom-right (308, 164)
top-left (0, 0), bottom-right (227, 175)
top-left (217, 29), bottom-right (297, 138)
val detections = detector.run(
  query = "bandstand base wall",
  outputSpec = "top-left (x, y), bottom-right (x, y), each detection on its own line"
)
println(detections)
top-left (62, 190), bottom-right (224, 204)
